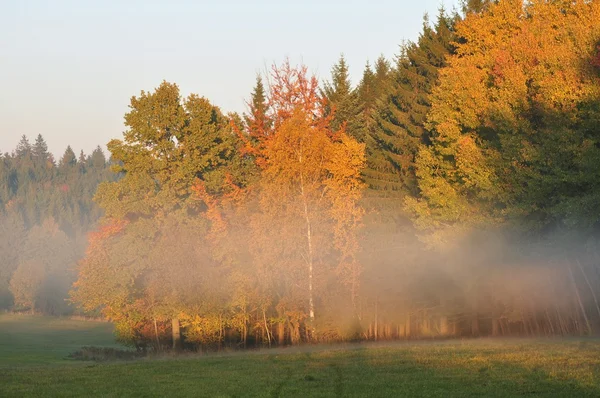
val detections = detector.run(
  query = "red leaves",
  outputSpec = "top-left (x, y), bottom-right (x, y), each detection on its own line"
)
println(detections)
top-left (87, 219), bottom-right (128, 252)
top-left (237, 60), bottom-right (339, 170)
top-left (268, 61), bottom-right (322, 128)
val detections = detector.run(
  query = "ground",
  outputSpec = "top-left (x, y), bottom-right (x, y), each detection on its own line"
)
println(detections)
top-left (1, 314), bottom-right (599, 397)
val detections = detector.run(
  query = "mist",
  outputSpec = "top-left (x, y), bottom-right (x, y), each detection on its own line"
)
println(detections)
top-left (2, 0), bottom-right (600, 354)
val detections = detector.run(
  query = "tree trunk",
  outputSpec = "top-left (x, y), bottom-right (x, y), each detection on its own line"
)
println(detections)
top-left (374, 300), bottom-right (379, 341)
top-left (263, 308), bottom-right (271, 348)
top-left (218, 314), bottom-right (223, 351)
top-left (471, 315), bottom-right (480, 336)
top-left (278, 322), bottom-right (285, 346)
top-left (440, 316), bottom-right (449, 336)
top-left (398, 323), bottom-right (405, 338)
top-left (421, 315), bottom-right (431, 336)
top-left (243, 321), bottom-right (247, 348)
top-left (172, 317), bottom-right (182, 351)
top-left (567, 259), bottom-right (592, 335)
top-left (492, 317), bottom-right (499, 337)
top-left (575, 258), bottom-right (600, 319)
top-left (544, 309), bottom-right (555, 336)
top-left (499, 318), bottom-right (507, 336)
top-left (299, 174), bottom-right (315, 338)
top-left (153, 317), bottom-right (160, 350)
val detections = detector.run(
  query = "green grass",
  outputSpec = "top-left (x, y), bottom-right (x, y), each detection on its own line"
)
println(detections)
top-left (1, 314), bottom-right (600, 397)
top-left (0, 313), bottom-right (118, 367)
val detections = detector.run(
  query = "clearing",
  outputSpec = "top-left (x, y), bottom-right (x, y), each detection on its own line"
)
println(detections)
top-left (1, 314), bottom-right (599, 397)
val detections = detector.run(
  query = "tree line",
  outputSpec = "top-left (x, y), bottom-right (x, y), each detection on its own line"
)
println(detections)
top-left (3, 0), bottom-right (600, 350)
top-left (0, 136), bottom-right (114, 313)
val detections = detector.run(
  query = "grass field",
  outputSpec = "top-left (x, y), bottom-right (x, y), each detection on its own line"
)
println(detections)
top-left (1, 314), bottom-right (600, 397)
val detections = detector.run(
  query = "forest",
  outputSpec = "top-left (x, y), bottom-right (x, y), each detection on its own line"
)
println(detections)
top-left (2, 0), bottom-right (600, 351)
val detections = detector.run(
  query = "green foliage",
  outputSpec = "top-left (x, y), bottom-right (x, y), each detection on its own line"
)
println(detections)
top-left (75, 81), bottom-right (254, 346)
top-left (244, 75), bottom-right (271, 141)
top-left (96, 81), bottom-right (249, 220)
top-left (0, 135), bottom-right (114, 313)
top-left (322, 55), bottom-right (364, 141)
top-left (409, 0), bottom-right (600, 242)
top-left (371, 11), bottom-right (457, 197)
top-left (7, 0), bottom-right (600, 354)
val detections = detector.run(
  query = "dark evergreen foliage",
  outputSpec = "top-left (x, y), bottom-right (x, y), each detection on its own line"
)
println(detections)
top-left (0, 136), bottom-right (115, 312)
top-left (370, 10), bottom-right (456, 197)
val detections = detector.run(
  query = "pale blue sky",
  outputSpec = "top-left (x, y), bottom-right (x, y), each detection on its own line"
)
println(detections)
top-left (0, 0), bottom-right (459, 158)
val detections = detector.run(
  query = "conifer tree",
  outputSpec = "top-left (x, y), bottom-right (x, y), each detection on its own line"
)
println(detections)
top-left (59, 146), bottom-right (77, 168)
top-left (244, 75), bottom-right (271, 142)
top-left (90, 146), bottom-right (107, 170)
top-left (32, 134), bottom-right (49, 163)
top-left (408, 0), bottom-right (600, 243)
top-left (373, 11), bottom-right (456, 196)
top-left (15, 135), bottom-right (31, 158)
top-left (354, 56), bottom-right (397, 195)
top-left (357, 62), bottom-right (377, 118)
top-left (322, 55), bottom-right (364, 141)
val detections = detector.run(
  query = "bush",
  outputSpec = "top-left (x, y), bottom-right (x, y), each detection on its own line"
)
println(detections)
top-left (68, 346), bottom-right (143, 362)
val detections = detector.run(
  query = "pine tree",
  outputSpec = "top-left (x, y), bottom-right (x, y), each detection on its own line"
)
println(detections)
top-left (31, 134), bottom-right (52, 182)
top-left (59, 146), bottom-right (77, 168)
top-left (322, 55), bottom-right (364, 141)
top-left (90, 146), bottom-right (107, 170)
top-left (352, 57), bottom-right (396, 196)
top-left (32, 134), bottom-right (49, 163)
top-left (371, 11), bottom-right (456, 196)
top-left (356, 62), bottom-right (377, 123)
top-left (373, 56), bottom-right (392, 97)
top-left (244, 75), bottom-right (271, 142)
top-left (15, 135), bottom-right (31, 158)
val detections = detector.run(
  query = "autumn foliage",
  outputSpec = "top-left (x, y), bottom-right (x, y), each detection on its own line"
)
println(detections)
top-left (70, 0), bottom-right (600, 350)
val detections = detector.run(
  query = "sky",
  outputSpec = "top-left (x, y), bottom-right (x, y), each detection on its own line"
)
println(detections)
top-left (0, 0), bottom-right (460, 158)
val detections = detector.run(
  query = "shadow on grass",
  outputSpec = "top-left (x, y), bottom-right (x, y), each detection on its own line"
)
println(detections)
top-left (263, 341), bottom-right (600, 397)
top-left (1, 340), bottom-right (599, 397)
top-left (339, 342), bottom-right (600, 398)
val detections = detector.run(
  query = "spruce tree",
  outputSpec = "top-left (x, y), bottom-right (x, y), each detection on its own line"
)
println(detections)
top-left (244, 75), bottom-right (271, 142)
top-left (15, 135), bottom-right (31, 158)
top-left (90, 146), bottom-right (107, 170)
top-left (353, 57), bottom-right (396, 196)
top-left (371, 10), bottom-right (456, 196)
top-left (373, 56), bottom-right (392, 97)
top-left (32, 134), bottom-right (49, 163)
top-left (59, 146), bottom-right (77, 168)
top-left (357, 62), bottom-right (377, 120)
top-left (322, 55), bottom-right (364, 142)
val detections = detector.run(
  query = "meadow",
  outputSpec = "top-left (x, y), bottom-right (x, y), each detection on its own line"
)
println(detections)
top-left (1, 314), bottom-right (600, 397)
